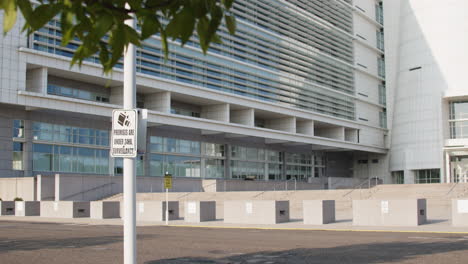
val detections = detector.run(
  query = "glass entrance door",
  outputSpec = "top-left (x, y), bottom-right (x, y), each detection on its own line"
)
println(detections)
top-left (451, 156), bottom-right (468, 183)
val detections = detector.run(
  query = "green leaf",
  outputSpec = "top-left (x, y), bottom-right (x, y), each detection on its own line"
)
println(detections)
top-left (222, 0), bottom-right (235, 10)
top-left (141, 15), bottom-right (161, 39)
top-left (28, 4), bottom-right (62, 31)
top-left (16, 0), bottom-right (32, 22)
top-left (225, 15), bottom-right (236, 35)
top-left (2, 0), bottom-right (17, 34)
top-left (160, 29), bottom-right (169, 60)
top-left (93, 13), bottom-right (114, 40)
top-left (196, 16), bottom-right (209, 53)
top-left (166, 6), bottom-right (195, 45)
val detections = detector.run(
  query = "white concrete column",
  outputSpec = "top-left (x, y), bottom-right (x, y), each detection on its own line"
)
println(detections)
top-left (297, 120), bottom-right (314, 136)
top-left (404, 170), bottom-right (415, 184)
top-left (445, 151), bottom-right (451, 183)
top-left (54, 173), bottom-right (60, 201)
top-left (230, 108), bottom-right (254, 126)
top-left (201, 103), bottom-right (229, 122)
top-left (23, 119), bottom-right (33, 177)
top-left (145, 91), bottom-right (171, 113)
top-left (36, 174), bottom-right (42, 201)
top-left (266, 117), bottom-right (296, 133)
top-left (26, 67), bottom-right (48, 94)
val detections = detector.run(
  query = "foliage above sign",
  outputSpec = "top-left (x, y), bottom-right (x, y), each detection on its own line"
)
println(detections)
top-left (1, 0), bottom-right (236, 73)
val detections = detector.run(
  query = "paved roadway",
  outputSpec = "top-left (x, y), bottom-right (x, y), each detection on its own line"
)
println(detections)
top-left (1, 221), bottom-right (468, 264)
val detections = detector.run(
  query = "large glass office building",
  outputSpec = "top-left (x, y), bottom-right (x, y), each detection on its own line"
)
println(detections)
top-left (1, 0), bottom-right (391, 189)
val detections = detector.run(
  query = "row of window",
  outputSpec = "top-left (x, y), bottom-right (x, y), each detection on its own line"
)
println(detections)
top-left (391, 169), bottom-right (441, 184)
top-left (32, 122), bottom-right (109, 147)
top-left (31, 0), bottom-right (359, 121)
top-left (47, 84), bottom-right (110, 103)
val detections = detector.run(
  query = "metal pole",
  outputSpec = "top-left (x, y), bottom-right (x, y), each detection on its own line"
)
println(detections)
top-left (123, 4), bottom-right (137, 264)
top-left (165, 187), bottom-right (169, 225)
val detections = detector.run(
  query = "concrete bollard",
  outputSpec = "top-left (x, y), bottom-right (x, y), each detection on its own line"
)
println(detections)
top-left (452, 199), bottom-right (468, 227)
top-left (15, 201), bottom-right (40, 216)
top-left (136, 201), bottom-right (179, 222)
top-left (40, 201), bottom-right (90, 218)
top-left (0, 201), bottom-right (15, 216)
top-left (90, 201), bottom-right (120, 219)
top-left (224, 200), bottom-right (289, 224)
top-left (184, 201), bottom-right (216, 223)
top-left (353, 199), bottom-right (426, 226)
top-left (303, 200), bottom-right (335, 225)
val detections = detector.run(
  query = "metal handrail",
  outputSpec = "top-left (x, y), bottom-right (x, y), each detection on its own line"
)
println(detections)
top-left (446, 182), bottom-right (459, 196)
top-left (342, 178), bottom-right (380, 198)
top-left (253, 178), bottom-right (298, 198)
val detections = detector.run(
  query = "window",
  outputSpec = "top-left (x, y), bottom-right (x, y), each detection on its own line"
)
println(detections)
top-left (379, 110), bottom-right (387, 129)
top-left (32, 122), bottom-right (109, 146)
top-left (378, 57), bottom-right (386, 78)
top-left (378, 84), bottom-right (386, 106)
top-left (449, 101), bottom-right (468, 139)
top-left (376, 30), bottom-right (384, 51)
top-left (32, 143), bottom-right (110, 174)
top-left (13, 120), bottom-right (25, 138)
top-left (375, 2), bottom-right (384, 24)
top-left (12, 142), bottom-right (23, 170)
top-left (205, 143), bottom-right (225, 157)
top-left (392, 171), bottom-right (404, 184)
top-left (47, 84), bottom-right (110, 103)
top-left (415, 169), bottom-right (440, 184)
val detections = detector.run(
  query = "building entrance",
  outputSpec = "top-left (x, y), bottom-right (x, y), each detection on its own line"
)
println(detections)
top-left (451, 155), bottom-right (468, 183)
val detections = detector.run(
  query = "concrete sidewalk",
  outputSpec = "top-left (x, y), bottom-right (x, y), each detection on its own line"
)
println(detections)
top-left (2, 216), bottom-right (468, 234)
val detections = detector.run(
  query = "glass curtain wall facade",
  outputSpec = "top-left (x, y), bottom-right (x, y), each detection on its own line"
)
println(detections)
top-left (16, 119), bottom-right (327, 180)
top-left (29, 0), bottom-right (356, 120)
top-left (31, 122), bottom-right (111, 174)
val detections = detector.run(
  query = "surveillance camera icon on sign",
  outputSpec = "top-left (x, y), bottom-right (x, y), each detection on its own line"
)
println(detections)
top-left (118, 113), bottom-right (131, 127)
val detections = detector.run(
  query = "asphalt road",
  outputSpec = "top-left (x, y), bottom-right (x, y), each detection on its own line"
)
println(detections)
top-left (1, 221), bottom-right (468, 264)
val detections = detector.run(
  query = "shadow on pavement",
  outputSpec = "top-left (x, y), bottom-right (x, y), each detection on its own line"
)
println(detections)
top-left (145, 240), bottom-right (468, 264)
top-left (0, 234), bottom-right (156, 252)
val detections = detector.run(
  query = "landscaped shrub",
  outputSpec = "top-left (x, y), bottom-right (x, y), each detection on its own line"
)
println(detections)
top-left (13, 197), bottom-right (23, 201)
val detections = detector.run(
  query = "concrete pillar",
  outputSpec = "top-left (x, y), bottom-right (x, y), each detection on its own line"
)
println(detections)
top-left (23, 119), bottom-right (33, 177)
top-left (145, 91), bottom-right (171, 113)
top-left (36, 175), bottom-right (42, 201)
top-left (445, 151), bottom-right (451, 183)
top-left (345, 128), bottom-right (359, 143)
top-left (201, 103), bottom-right (229, 122)
top-left (404, 170), bottom-right (415, 184)
top-left (54, 174), bottom-right (60, 201)
top-left (230, 108), bottom-right (254, 126)
top-left (26, 67), bottom-right (47, 94)
top-left (265, 117), bottom-right (296, 133)
top-left (109, 86), bottom-right (124, 106)
top-left (297, 120), bottom-right (314, 136)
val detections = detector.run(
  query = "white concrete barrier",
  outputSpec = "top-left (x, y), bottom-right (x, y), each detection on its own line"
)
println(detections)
top-left (224, 200), bottom-right (289, 224)
top-left (40, 201), bottom-right (90, 218)
top-left (0, 201), bottom-right (15, 216)
top-left (303, 200), bottom-right (335, 225)
top-left (353, 199), bottom-right (426, 226)
top-left (15, 201), bottom-right (40, 216)
top-left (452, 199), bottom-right (468, 227)
top-left (136, 201), bottom-right (179, 221)
top-left (90, 201), bottom-right (120, 219)
top-left (184, 201), bottom-right (216, 223)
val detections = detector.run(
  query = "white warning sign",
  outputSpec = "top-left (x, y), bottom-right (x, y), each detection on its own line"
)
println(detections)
top-left (111, 109), bottom-right (138, 158)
